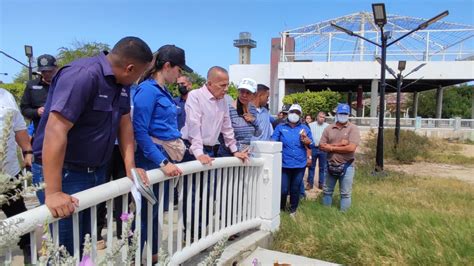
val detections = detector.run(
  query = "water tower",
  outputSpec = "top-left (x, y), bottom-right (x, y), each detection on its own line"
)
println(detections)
top-left (233, 32), bottom-right (257, 64)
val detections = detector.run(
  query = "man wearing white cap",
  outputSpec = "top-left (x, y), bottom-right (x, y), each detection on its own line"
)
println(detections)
top-left (218, 77), bottom-right (260, 156)
top-left (271, 104), bottom-right (314, 218)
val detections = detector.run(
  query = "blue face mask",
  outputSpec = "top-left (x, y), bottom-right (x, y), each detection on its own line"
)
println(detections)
top-left (337, 114), bottom-right (349, 123)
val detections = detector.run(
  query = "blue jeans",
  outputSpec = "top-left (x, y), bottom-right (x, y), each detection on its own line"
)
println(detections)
top-left (322, 165), bottom-right (355, 211)
top-left (281, 167), bottom-right (305, 213)
top-left (308, 147), bottom-right (327, 187)
top-left (31, 162), bottom-right (106, 254)
top-left (32, 162), bottom-right (45, 204)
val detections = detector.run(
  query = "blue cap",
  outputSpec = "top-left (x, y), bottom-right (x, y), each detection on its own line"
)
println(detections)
top-left (336, 103), bottom-right (350, 114)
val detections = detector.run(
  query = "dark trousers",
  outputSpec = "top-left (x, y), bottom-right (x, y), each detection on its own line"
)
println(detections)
top-left (97, 145), bottom-right (127, 240)
top-left (281, 167), bottom-right (306, 213)
top-left (182, 143), bottom-right (218, 239)
top-left (0, 173), bottom-right (30, 251)
top-left (307, 147), bottom-right (328, 187)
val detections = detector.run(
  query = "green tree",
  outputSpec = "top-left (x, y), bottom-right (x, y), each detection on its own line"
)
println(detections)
top-left (167, 71), bottom-right (206, 97)
top-left (417, 84), bottom-right (472, 118)
top-left (56, 41), bottom-right (110, 67)
top-left (13, 41), bottom-right (111, 85)
top-left (0, 83), bottom-right (25, 101)
top-left (283, 90), bottom-right (341, 117)
top-left (13, 67), bottom-right (29, 84)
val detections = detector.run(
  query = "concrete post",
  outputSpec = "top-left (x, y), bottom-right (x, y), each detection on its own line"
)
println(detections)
top-left (454, 117), bottom-right (461, 131)
top-left (278, 79), bottom-right (285, 112)
top-left (347, 91), bottom-right (353, 109)
top-left (251, 141), bottom-right (282, 232)
top-left (356, 85), bottom-right (363, 117)
top-left (435, 86), bottom-right (444, 119)
top-left (413, 91), bottom-right (419, 118)
top-left (472, 86), bottom-right (474, 119)
top-left (415, 116), bottom-right (421, 130)
top-left (370, 79), bottom-right (379, 126)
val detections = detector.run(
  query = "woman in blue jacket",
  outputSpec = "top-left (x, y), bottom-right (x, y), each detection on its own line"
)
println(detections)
top-left (133, 44), bottom-right (192, 262)
top-left (272, 104), bottom-right (313, 218)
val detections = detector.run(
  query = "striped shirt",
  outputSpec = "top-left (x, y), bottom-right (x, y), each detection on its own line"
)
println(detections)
top-left (227, 103), bottom-right (260, 149)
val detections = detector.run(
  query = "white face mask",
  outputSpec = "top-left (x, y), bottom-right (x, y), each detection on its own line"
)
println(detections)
top-left (337, 114), bottom-right (349, 123)
top-left (288, 113), bottom-right (300, 123)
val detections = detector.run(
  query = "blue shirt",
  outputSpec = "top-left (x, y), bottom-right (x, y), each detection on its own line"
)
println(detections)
top-left (173, 96), bottom-right (186, 131)
top-left (133, 78), bottom-right (180, 164)
top-left (251, 106), bottom-right (273, 141)
top-left (271, 122), bottom-right (314, 168)
top-left (33, 52), bottom-right (130, 167)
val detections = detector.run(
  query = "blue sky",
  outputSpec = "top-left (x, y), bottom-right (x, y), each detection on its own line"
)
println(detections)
top-left (1, 0), bottom-right (473, 83)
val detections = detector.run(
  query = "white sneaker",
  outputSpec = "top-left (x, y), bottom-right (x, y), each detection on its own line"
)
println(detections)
top-left (290, 212), bottom-right (297, 221)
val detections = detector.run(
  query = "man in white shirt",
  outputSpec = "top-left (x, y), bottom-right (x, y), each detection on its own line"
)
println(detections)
top-left (307, 111), bottom-right (329, 190)
top-left (0, 88), bottom-right (33, 262)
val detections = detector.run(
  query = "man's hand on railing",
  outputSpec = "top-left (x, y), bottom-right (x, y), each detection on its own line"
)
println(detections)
top-left (45, 191), bottom-right (79, 218)
top-left (233, 151), bottom-right (249, 163)
top-left (127, 167), bottom-right (150, 186)
top-left (161, 163), bottom-right (183, 177)
top-left (197, 154), bottom-right (215, 166)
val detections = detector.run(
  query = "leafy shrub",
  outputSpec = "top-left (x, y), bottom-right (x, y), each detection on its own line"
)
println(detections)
top-left (365, 129), bottom-right (431, 163)
top-left (283, 90), bottom-right (341, 117)
top-left (0, 83), bottom-right (25, 102)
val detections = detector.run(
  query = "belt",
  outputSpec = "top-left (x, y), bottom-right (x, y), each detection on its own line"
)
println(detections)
top-left (204, 144), bottom-right (220, 151)
top-left (183, 139), bottom-right (219, 153)
top-left (34, 158), bottom-right (101, 173)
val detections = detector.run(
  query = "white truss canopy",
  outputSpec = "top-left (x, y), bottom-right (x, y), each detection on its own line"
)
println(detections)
top-left (282, 12), bottom-right (474, 62)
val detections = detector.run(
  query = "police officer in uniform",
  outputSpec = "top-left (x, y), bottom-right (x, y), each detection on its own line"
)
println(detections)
top-left (20, 54), bottom-right (58, 136)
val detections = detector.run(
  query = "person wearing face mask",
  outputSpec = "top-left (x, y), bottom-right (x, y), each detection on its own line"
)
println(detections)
top-left (271, 104), bottom-right (314, 219)
top-left (319, 103), bottom-right (360, 211)
top-left (174, 75), bottom-right (193, 131)
top-left (133, 44), bottom-right (193, 261)
top-left (20, 54), bottom-right (58, 138)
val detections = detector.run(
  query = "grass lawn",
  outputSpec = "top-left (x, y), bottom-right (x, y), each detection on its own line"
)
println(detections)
top-left (272, 164), bottom-right (474, 265)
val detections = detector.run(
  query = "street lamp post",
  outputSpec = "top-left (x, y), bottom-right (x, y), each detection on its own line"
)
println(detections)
top-left (331, 3), bottom-right (448, 172)
top-left (395, 61), bottom-right (406, 147)
top-left (376, 58), bottom-right (426, 147)
top-left (24, 45), bottom-right (33, 81)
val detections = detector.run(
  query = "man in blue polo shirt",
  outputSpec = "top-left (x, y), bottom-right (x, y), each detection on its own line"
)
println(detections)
top-left (32, 36), bottom-right (153, 253)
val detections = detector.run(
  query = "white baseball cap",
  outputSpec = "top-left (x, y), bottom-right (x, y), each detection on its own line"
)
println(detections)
top-left (289, 104), bottom-right (302, 114)
top-left (237, 78), bottom-right (257, 93)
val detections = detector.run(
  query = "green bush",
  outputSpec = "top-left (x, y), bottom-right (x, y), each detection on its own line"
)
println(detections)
top-left (1, 83), bottom-right (25, 102)
top-left (365, 129), bottom-right (431, 163)
top-left (283, 90), bottom-right (341, 117)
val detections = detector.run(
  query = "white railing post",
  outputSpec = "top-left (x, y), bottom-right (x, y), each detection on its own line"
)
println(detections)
top-left (251, 141), bottom-right (282, 232)
top-left (415, 116), bottom-right (422, 130)
top-left (454, 117), bottom-right (461, 131)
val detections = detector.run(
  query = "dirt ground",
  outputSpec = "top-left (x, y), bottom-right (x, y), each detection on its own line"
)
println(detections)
top-left (385, 143), bottom-right (474, 184)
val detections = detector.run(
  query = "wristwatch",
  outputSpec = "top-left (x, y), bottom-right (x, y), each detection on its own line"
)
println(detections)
top-left (160, 159), bottom-right (170, 168)
top-left (22, 150), bottom-right (33, 156)
top-left (307, 156), bottom-right (312, 160)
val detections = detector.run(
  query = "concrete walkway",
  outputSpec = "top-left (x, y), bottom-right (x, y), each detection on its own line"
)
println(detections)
top-left (240, 247), bottom-right (338, 266)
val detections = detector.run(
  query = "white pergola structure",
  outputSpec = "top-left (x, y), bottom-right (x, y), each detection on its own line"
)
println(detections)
top-left (270, 12), bottom-right (474, 118)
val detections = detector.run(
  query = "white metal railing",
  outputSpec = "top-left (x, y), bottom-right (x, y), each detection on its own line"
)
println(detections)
top-left (1, 141), bottom-right (283, 265)
top-left (344, 117), bottom-right (474, 130)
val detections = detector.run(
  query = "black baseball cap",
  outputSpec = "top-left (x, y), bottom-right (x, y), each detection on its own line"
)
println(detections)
top-left (157, 45), bottom-right (193, 73)
top-left (37, 54), bottom-right (57, 71)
